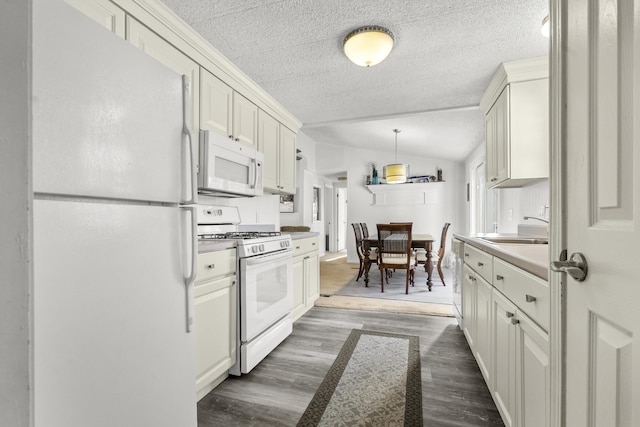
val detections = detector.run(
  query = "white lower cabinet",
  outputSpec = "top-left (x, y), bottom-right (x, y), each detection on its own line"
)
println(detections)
top-left (463, 243), bottom-right (550, 427)
top-left (515, 308), bottom-right (550, 427)
top-left (194, 249), bottom-right (237, 401)
top-left (491, 289), bottom-right (518, 427)
top-left (462, 264), bottom-right (476, 348)
top-left (475, 274), bottom-right (493, 384)
top-left (292, 236), bottom-right (319, 321)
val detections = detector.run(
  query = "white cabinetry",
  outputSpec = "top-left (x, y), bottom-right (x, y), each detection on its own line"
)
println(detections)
top-left (126, 17), bottom-right (200, 150)
top-left (194, 248), bottom-right (237, 400)
top-left (200, 68), bottom-right (257, 147)
top-left (462, 242), bottom-right (550, 427)
top-left (480, 56), bottom-right (549, 188)
top-left (258, 110), bottom-right (297, 194)
top-left (463, 244), bottom-right (493, 385)
top-left (292, 236), bottom-right (319, 321)
top-left (65, 0), bottom-right (125, 38)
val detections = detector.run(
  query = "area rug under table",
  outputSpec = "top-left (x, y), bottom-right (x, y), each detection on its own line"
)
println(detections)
top-left (297, 329), bottom-right (422, 426)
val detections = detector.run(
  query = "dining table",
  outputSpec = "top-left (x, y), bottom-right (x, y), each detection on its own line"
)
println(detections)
top-left (362, 233), bottom-right (436, 291)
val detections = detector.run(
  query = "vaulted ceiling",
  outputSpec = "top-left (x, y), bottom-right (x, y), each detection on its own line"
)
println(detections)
top-left (162, 0), bottom-right (549, 163)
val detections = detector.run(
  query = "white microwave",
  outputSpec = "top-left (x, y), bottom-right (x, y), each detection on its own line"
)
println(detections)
top-left (198, 130), bottom-right (264, 197)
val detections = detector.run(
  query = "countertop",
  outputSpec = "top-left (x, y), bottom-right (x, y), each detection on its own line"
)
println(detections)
top-left (454, 233), bottom-right (549, 280)
top-left (282, 231), bottom-right (320, 240)
top-left (198, 240), bottom-right (237, 254)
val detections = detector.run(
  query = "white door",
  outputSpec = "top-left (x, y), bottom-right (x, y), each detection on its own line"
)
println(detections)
top-left (561, 1), bottom-right (640, 425)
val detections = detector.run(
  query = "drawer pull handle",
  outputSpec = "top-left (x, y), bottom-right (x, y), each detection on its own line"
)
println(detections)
top-left (525, 294), bottom-right (536, 303)
top-left (496, 275), bottom-right (504, 280)
top-left (207, 264), bottom-right (215, 270)
top-left (511, 318), bottom-right (520, 325)
top-left (464, 253), bottom-right (469, 257)
top-left (506, 311), bottom-right (515, 318)
top-left (477, 262), bottom-right (484, 267)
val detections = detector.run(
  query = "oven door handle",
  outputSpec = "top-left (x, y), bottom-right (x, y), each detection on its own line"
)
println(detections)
top-left (244, 249), bottom-right (292, 266)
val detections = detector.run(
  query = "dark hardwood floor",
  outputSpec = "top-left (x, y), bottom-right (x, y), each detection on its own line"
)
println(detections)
top-left (197, 307), bottom-right (504, 426)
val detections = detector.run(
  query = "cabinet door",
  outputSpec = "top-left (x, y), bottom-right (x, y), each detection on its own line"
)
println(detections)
top-left (462, 264), bottom-right (476, 348)
top-left (475, 275), bottom-right (492, 384)
top-left (194, 275), bottom-right (236, 400)
top-left (492, 290), bottom-right (517, 427)
top-left (485, 106), bottom-right (497, 183)
top-left (292, 256), bottom-right (305, 321)
top-left (305, 252), bottom-right (320, 308)
top-left (65, 0), bottom-right (125, 38)
top-left (493, 86), bottom-right (510, 185)
top-left (200, 68), bottom-right (232, 139)
top-left (232, 92), bottom-right (258, 147)
top-left (278, 125), bottom-right (297, 194)
top-left (126, 17), bottom-right (200, 150)
top-left (516, 311), bottom-right (550, 427)
top-left (258, 110), bottom-right (280, 192)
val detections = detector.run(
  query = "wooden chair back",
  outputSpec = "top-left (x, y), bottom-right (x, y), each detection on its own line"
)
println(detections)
top-left (377, 223), bottom-right (413, 260)
top-left (439, 222), bottom-right (451, 258)
top-left (359, 222), bottom-right (369, 238)
top-left (352, 223), bottom-right (364, 259)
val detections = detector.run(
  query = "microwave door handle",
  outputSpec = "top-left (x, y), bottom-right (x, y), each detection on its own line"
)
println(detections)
top-left (250, 158), bottom-right (257, 190)
top-left (181, 75), bottom-right (196, 205)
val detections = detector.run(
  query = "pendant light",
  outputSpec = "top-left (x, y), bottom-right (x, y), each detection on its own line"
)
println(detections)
top-left (384, 129), bottom-right (408, 184)
top-left (343, 26), bottom-right (394, 67)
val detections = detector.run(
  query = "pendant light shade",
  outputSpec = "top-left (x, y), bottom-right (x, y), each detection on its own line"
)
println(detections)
top-left (343, 26), bottom-right (394, 67)
top-left (384, 129), bottom-right (408, 184)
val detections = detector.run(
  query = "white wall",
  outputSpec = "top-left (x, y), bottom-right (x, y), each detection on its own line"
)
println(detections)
top-left (317, 143), bottom-right (466, 264)
top-left (496, 180), bottom-right (549, 233)
top-left (1, 1), bottom-right (32, 425)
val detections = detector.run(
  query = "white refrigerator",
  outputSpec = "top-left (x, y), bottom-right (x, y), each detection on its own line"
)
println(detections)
top-left (32, 1), bottom-right (197, 426)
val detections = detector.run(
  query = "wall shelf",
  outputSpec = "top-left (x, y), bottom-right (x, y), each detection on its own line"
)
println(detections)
top-left (365, 182), bottom-right (445, 206)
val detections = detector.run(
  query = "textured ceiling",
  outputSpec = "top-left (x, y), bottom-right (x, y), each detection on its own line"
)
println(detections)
top-left (161, 0), bottom-right (549, 163)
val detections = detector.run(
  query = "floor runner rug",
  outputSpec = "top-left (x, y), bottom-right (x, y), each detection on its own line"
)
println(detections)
top-left (297, 329), bottom-right (422, 426)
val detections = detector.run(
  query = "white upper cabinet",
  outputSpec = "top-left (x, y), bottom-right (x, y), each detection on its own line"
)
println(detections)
top-left (258, 110), bottom-right (297, 194)
top-left (481, 56), bottom-right (549, 188)
top-left (200, 68), bottom-right (257, 147)
top-left (65, 0), bottom-right (125, 38)
top-left (126, 17), bottom-right (200, 148)
top-left (232, 92), bottom-right (258, 147)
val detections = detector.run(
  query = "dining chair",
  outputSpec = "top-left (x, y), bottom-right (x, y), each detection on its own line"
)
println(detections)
top-left (376, 223), bottom-right (415, 294)
top-left (416, 222), bottom-right (450, 285)
top-left (352, 223), bottom-right (377, 281)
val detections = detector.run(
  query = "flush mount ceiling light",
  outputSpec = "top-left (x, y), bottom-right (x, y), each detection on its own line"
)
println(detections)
top-left (343, 25), bottom-right (394, 67)
top-left (541, 15), bottom-right (550, 38)
top-left (384, 129), bottom-right (408, 184)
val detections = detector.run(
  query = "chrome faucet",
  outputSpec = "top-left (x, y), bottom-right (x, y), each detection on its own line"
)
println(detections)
top-left (523, 216), bottom-right (549, 224)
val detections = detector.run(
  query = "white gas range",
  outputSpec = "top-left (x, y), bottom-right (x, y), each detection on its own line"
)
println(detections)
top-left (196, 206), bottom-right (294, 376)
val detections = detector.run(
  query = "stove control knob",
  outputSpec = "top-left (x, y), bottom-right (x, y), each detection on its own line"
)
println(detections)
top-left (260, 244), bottom-right (265, 252)
top-left (252, 246), bottom-right (258, 253)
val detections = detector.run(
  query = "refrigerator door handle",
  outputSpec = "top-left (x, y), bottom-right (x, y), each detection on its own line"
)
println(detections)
top-left (182, 205), bottom-right (198, 332)
top-left (182, 75), bottom-right (197, 205)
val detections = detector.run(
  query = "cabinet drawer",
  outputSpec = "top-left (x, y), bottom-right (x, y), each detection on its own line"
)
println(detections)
top-left (464, 244), bottom-right (493, 284)
top-left (194, 274), bottom-right (235, 298)
top-left (195, 249), bottom-right (236, 284)
top-left (494, 258), bottom-right (549, 331)
top-left (293, 236), bottom-right (318, 256)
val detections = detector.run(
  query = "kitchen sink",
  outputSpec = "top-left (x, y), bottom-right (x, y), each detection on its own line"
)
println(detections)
top-left (479, 236), bottom-right (548, 245)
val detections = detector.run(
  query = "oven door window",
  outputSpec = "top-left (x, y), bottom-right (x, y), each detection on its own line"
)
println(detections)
top-left (240, 250), bottom-right (293, 342)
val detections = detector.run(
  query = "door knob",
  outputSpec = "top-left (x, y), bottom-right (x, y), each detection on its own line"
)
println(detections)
top-left (551, 252), bottom-right (588, 282)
